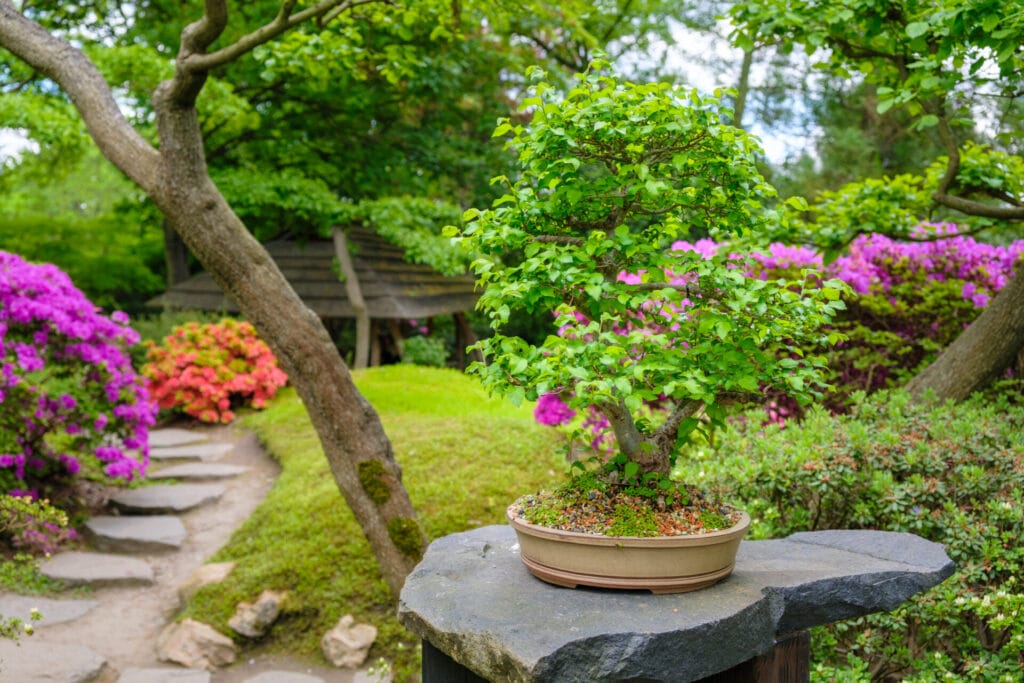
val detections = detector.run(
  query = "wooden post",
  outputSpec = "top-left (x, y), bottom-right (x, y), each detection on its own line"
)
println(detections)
top-left (420, 631), bottom-right (810, 683)
top-left (698, 631), bottom-right (810, 683)
top-left (453, 312), bottom-right (483, 366)
top-left (332, 228), bottom-right (370, 369)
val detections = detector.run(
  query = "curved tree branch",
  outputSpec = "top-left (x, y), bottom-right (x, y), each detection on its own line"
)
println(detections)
top-left (932, 115), bottom-right (1024, 220)
top-left (0, 1), bottom-right (160, 193)
top-left (185, 0), bottom-right (388, 74)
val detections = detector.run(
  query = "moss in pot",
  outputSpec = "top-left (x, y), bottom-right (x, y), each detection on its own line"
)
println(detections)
top-left (450, 59), bottom-right (847, 592)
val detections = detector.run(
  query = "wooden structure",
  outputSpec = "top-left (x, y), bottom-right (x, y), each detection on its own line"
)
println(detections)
top-left (148, 226), bottom-right (481, 368)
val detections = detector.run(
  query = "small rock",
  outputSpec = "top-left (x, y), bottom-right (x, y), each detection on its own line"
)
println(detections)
top-left (321, 614), bottom-right (378, 669)
top-left (228, 589), bottom-right (286, 638)
top-left (156, 618), bottom-right (237, 671)
top-left (178, 562), bottom-right (236, 606)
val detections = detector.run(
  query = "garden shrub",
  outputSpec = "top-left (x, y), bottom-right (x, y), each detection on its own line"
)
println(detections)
top-left (400, 335), bottom-right (449, 368)
top-left (680, 391), bottom-right (1024, 681)
top-left (0, 252), bottom-right (154, 517)
top-left (142, 319), bottom-right (288, 423)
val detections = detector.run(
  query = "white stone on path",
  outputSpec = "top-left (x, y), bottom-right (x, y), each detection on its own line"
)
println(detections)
top-left (149, 428), bottom-right (211, 448)
top-left (0, 639), bottom-right (105, 683)
top-left (40, 551), bottom-right (153, 587)
top-left (156, 619), bottom-right (237, 671)
top-left (0, 592), bottom-right (98, 627)
top-left (118, 668), bottom-right (212, 683)
top-left (149, 463), bottom-right (249, 481)
top-left (85, 515), bottom-right (187, 552)
top-left (110, 483), bottom-right (226, 514)
top-left (150, 443), bottom-right (236, 462)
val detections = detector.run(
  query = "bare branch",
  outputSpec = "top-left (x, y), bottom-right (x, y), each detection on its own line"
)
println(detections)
top-left (535, 235), bottom-right (585, 246)
top-left (933, 115), bottom-right (1024, 220)
top-left (0, 2), bottom-right (160, 193)
top-left (184, 0), bottom-right (388, 73)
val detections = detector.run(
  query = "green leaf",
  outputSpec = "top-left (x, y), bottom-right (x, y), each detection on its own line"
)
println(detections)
top-left (906, 21), bottom-right (929, 38)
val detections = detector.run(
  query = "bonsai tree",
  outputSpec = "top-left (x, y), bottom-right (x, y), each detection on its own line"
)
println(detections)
top-left (457, 61), bottom-right (847, 487)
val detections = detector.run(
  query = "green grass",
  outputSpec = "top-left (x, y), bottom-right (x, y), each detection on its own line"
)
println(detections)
top-left (180, 365), bottom-right (566, 679)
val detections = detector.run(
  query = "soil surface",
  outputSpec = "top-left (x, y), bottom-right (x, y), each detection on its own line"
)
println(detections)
top-left (30, 422), bottom-right (375, 683)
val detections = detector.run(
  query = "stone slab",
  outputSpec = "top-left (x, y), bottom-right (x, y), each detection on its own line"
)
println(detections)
top-left (40, 551), bottom-right (153, 588)
top-left (149, 428), bottom-right (211, 448)
top-left (0, 639), bottom-right (106, 682)
top-left (149, 463), bottom-right (249, 481)
top-left (110, 484), bottom-right (226, 514)
top-left (118, 668), bottom-right (211, 683)
top-left (398, 526), bottom-right (955, 683)
top-left (243, 673), bottom-right (325, 683)
top-left (149, 443), bottom-right (236, 462)
top-left (0, 592), bottom-right (99, 628)
top-left (84, 515), bottom-right (187, 552)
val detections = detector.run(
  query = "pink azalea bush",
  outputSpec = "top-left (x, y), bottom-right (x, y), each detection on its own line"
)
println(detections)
top-left (142, 319), bottom-right (288, 423)
top-left (0, 252), bottom-right (154, 546)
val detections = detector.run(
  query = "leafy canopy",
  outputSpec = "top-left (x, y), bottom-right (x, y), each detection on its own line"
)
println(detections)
top-left (456, 60), bottom-right (846, 470)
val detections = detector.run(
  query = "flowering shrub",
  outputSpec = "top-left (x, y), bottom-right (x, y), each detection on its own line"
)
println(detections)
top-left (681, 392), bottom-right (1024, 680)
top-left (763, 225), bottom-right (1024, 407)
top-left (0, 252), bottom-right (153, 505)
top-left (533, 226), bottom-right (1023, 440)
top-left (142, 319), bottom-right (287, 423)
top-left (0, 493), bottom-right (76, 555)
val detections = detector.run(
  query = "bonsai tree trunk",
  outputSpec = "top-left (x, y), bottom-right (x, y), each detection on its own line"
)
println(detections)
top-left (0, 0), bottom-right (426, 595)
top-left (602, 398), bottom-right (702, 475)
top-left (907, 261), bottom-right (1024, 402)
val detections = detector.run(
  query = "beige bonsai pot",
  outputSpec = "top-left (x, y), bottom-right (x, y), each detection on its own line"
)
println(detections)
top-left (507, 505), bottom-right (751, 594)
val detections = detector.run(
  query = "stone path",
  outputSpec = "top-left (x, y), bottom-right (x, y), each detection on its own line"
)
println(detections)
top-left (0, 425), bottom-right (381, 683)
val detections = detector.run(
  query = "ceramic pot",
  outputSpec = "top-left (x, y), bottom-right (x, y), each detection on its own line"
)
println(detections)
top-left (507, 504), bottom-right (750, 594)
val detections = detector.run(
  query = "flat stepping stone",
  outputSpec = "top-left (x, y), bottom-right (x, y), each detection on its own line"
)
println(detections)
top-left (84, 515), bottom-right (187, 552)
top-left (0, 592), bottom-right (98, 627)
top-left (149, 442), bottom-right (235, 462)
top-left (149, 463), bottom-right (249, 481)
top-left (119, 668), bottom-right (211, 683)
top-left (40, 551), bottom-right (153, 587)
top-left (244, 674), bottom-right (325, 683)
top-left (0, 640), bottom-right (106, 683)
top-left (149, 428), bottom-right (210, 448)
top-left (110, 483), bottom-right (226, 514)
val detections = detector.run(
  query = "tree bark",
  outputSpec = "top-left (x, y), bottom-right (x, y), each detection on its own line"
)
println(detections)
top-left (906, 261), bottom-right (1024, 401)
top-left (0, 1), bottom-right (426, 596)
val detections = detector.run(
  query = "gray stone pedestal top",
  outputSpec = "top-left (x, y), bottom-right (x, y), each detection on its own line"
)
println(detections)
top-left (398, 525), bottom-right (954, 683)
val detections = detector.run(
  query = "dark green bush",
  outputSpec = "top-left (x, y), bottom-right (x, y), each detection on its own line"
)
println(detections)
top-left (681, 392), bottom-right (1024, 681)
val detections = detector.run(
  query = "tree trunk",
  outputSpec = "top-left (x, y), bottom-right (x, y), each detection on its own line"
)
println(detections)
top-left (0, 4), bottom-right (426, 597)
top-left (733, 48), bottom-right (754, 130)
top-left (906, 262), bottom-right (1024, 401)
top-left (150, 86), bottom-right (426, 596)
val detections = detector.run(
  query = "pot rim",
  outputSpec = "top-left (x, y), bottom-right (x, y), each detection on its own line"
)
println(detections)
top-left (507, 502), bottom-right (751, 549)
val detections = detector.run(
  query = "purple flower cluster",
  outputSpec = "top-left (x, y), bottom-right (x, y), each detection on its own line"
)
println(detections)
top-left (534, 393), bottom-right (576, 426)
top-left (828, 224), bottom-right (1024, 307)
top-left (0, 252), bottom-right (156, 498)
